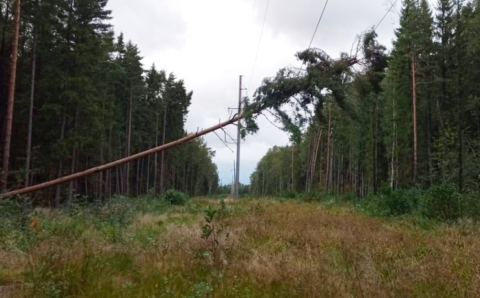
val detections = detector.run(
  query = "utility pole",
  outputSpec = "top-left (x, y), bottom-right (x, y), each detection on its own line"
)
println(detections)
top-left (1, 0), bottom-right (21, 191)
top-left (291, 145), bottom-right (294, 191)
top-left (235, 76), bottom-right (242, 199)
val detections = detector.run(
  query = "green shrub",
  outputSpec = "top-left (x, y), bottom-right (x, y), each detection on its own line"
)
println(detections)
top-left (419, 183), bottom-right (461, 221)
top-left (283, 190), bottom-right (297, 200)
top-left (460, 190), bottom-right (480, 220)
top-left (360, 189), bottom-right (420, 217)
top-left (162, 189), bottom-right (189, 206)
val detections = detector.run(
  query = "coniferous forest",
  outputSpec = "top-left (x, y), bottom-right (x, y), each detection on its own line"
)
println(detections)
top-left (0, 0), bottom-right (219, 205)
top-left (250, 0), bottom-right (480, 200)
top-left (4, 1), bottom-right (480, 297)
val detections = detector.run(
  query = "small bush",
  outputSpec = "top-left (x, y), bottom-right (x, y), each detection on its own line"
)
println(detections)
top-left (460, 190), bottom-right (480, 220)
top-left (419, 183), bottom-right (461, 221)
top-left (162, 189), bottom-right (189, 206)
top-left (283, 190), bottom-right (297, 200)
top-left (360, 189), bottom-right (420, 217)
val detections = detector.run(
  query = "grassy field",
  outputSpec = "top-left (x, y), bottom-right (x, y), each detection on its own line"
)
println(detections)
top-left (1, 197), bottom-right (480, 297)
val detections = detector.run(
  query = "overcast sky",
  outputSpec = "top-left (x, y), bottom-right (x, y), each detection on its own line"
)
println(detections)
top-left (106, 0), bottom-right (408, 186)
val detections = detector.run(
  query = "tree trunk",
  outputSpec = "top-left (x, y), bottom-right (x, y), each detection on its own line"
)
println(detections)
top-left (125, 82), bottom-right (133, 196)
top-left (412, 54), bottom-right (418, 184)
top-left (391, 92), bottom-right (396, 189)
top-left (146, 145), bottom-right (151, 192)
top-left (68, 110), bottom-right (78, 204)
top-left (326, 104), bottom-right (332, 191)
top-left (54, 112), bottom-right (67, 207)
top-left (372, 99), bottom-right (378, 194)
top-left (153, 112), bottom-right (159, 193)
top-left (291, 145), bottom-right (294, 191)
top-left (160, 107), bottom-right (167, 193)
top-left (25, 20), bottom-right (38, 188)
top-left (309, 129), bottom-right (322, 191)
top-left (1, 0), bottom-right (21, 191)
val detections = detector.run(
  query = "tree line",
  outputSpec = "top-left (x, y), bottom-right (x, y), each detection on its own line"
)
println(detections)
top-left (0, 0), bottom-right (219, 205)
top-left (250, 0), bottom-right (480, 196)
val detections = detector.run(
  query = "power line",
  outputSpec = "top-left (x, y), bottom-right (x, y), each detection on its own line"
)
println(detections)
top-left (248, 0), bottom-right (270, 90)
top-left (374, 0), bottom-right (399, 31)
top-left (297, 0), bottom-right (330, 74)
top-left (307, 0), bottom-right (330, 51)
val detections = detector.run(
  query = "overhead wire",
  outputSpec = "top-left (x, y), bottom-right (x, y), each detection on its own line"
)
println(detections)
top-left (374, 0), bottom-right (399, 31)
top-left (306, 0), bottom-right (330, 52)
top-left (248, 0), bottom-right (271, 91)
top-left (297, 0), bottom-right (330, 75)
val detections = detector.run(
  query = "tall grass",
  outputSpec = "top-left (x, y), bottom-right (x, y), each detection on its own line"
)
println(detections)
top-left (278, 183), bottom-right (480, 223)
top-left (2, 193), bottom-right (480, 297)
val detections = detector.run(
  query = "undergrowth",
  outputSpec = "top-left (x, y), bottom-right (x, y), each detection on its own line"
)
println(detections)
top-left (278, 182), bottom-right (480, 223)
top-left (2, 190), bottom-right (480, 297)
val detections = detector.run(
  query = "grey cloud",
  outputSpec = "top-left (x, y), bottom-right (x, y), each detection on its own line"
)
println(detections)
top-left (248, 0), bottom-right (401, 54)
top-left (106, 0), bottom-right (409, 186)
top-left (107, 1), bottom-right (187, 56)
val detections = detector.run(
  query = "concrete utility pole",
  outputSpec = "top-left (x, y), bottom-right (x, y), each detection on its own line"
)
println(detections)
top-left (235, 76), bottom-right (242, 199)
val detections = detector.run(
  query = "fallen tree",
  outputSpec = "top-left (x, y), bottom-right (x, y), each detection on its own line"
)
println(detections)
top-left (2, 36), bottom-right (371, 199)
top-left (1, 115), bottom-right (241, 198)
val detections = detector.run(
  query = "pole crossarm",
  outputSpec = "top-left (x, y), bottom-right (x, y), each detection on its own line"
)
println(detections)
top-left (1, 115), bottom-right (242, 198)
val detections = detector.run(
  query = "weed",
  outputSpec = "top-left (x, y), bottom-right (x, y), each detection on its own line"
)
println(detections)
top-left (162, 190), bottom-right (189, 206)
top-left (200, 205), bottom-right (228, 267)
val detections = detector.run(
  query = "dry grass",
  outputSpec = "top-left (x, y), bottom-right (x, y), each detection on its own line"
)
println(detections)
top-left (2, 199), bottom-right (480, 297)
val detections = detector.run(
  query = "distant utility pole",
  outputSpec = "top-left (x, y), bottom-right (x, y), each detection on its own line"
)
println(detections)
top-left (235, 76), bottom-right (242, 200)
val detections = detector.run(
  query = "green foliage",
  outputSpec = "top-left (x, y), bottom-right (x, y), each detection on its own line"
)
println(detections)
top-left (1, 0), bottom-right (219, 202)
top-left (200, 202), bottom-right (229, 266)
top-left (418, 183), bottom-right (461, 221)
top-left (283, 190), bottom-right (297, 199)
top-left (162, 189), bottom-right (189, 206)
top-left (360, 189), bottom-right (420, 217)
